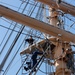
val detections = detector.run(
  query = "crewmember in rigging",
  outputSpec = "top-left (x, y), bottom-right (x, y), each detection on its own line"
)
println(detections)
top-left (24, 48), bottom-right (43, 71)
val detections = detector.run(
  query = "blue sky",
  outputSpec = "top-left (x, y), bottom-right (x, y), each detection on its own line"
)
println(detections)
top-left (0, 0), bottom-right (75, 75)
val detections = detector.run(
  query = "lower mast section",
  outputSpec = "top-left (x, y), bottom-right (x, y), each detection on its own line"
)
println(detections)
top-left (49, 7), bottom-right (74, 75)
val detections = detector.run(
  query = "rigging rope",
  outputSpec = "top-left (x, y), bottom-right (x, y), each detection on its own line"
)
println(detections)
top-left (0, 24), bottom-right (12, 46)
top-left (3, 33), bottom-right (26, 75)
top-left (0, 0), bottom-right (25, 50)
top-left (1, 2), bottom-right (27, 73)
top-left (0, 1), bottom-right (24, 55)
top-left (16, 55), bottom-right (29, 75)
top-left (2, 26), bottom-right (25, 75)
top-left (16, 0), bottom-right (45, 75)
top-left (34, 55), bottom-right (44, 75)
top-left (0, 4), bottom-right (25, 72)
top-left (0, 24), bottom-right (43, 40)
top-left (2, 0), bottom-right (32, 74)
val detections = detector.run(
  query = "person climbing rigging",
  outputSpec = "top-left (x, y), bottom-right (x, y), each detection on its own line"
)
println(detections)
top-left (24, 48), bottom-right (43, 71)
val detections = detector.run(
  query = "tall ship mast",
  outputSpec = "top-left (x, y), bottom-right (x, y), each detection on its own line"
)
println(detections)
top-left (0, 0), bottom-right (75, 75)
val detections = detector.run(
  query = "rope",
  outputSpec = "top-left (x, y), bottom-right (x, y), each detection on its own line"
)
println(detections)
top-left (38, 60), bottom-right (54, 74)
top-left (16, 55), bottom-right (29, 75)
top-left (0, 24), bottom-right (12, 46)
top-left (0, 0), bottom-right (24, 55)
top-left (34, 55), bottom-right (44, 75)
top-left (2, 1), bottom-right (29, 73)
top-left (0, 24), bottom-right (43, 40)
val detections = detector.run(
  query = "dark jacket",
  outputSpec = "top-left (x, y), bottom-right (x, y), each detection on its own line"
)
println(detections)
top-left (31, 50), bottom-right (43, 60)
